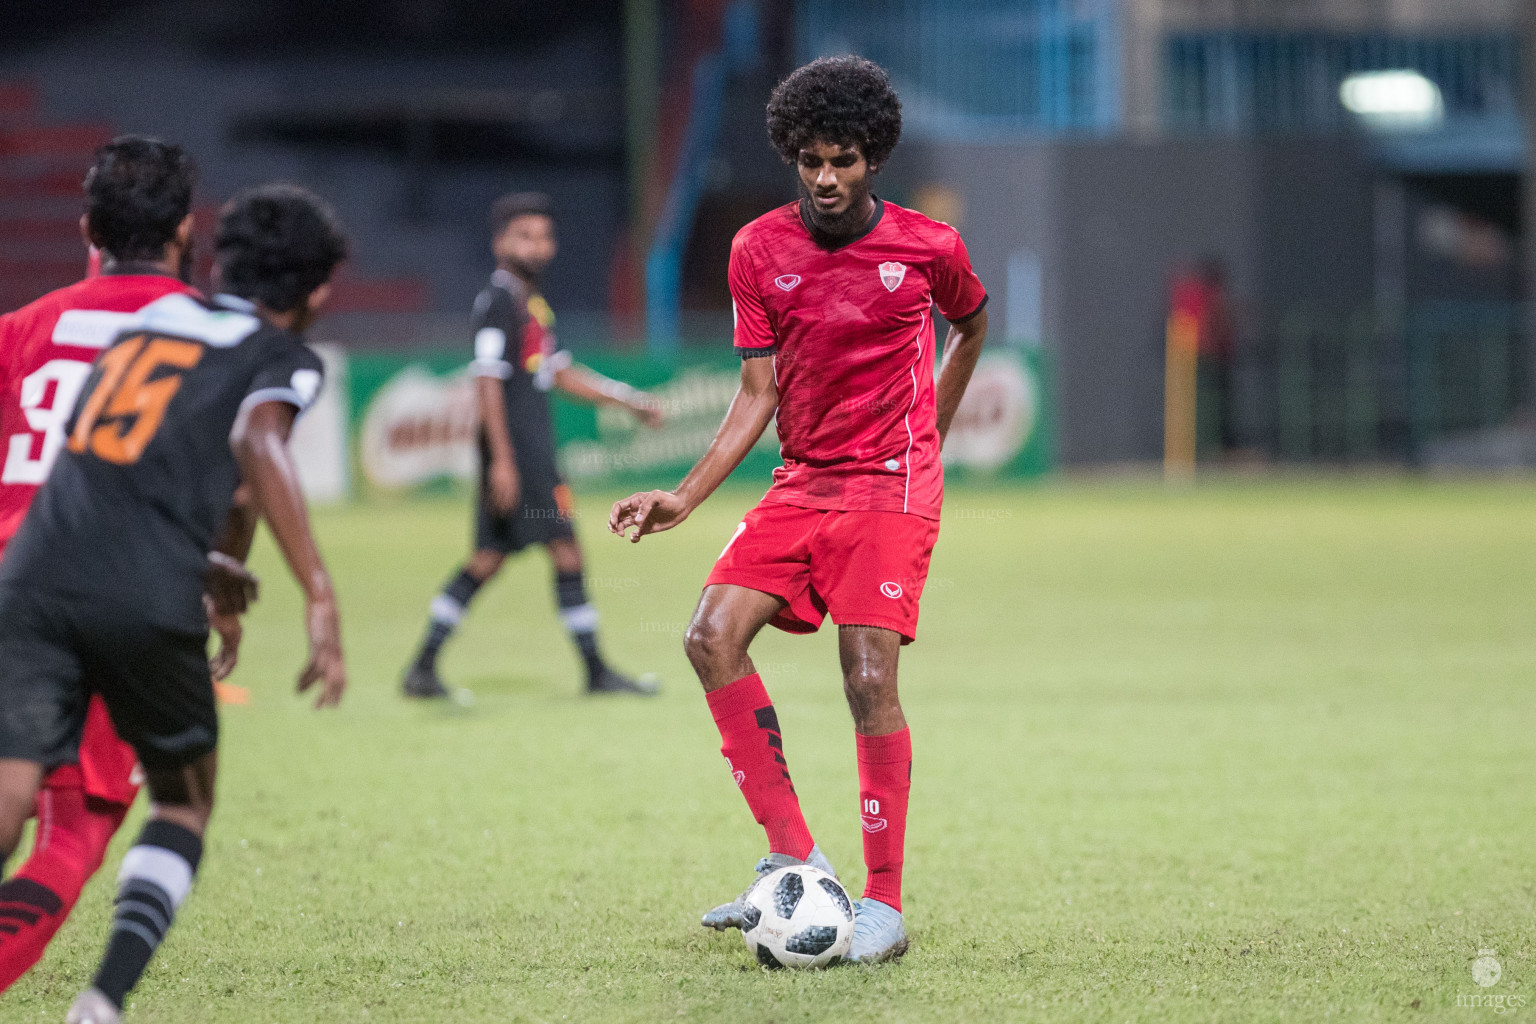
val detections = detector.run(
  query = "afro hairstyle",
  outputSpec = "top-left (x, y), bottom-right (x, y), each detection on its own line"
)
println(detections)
top-left (765, 55), bottom-right (902, 168)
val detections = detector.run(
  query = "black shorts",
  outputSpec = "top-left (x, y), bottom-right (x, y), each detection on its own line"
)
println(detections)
top-left (0, 585), bottom-right (216, 772)
top-left (474, 463), bottom-right (577, 555)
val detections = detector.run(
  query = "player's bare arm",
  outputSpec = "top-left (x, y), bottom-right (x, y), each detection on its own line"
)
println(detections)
top-left (205, 490), bottom-right (259, 681)
top-left (476, 373), bottom-right (520, 514)
top-left (231, 399), bottom-right (345, 708)
top-left (934, 305), bottom-right (989, 443)
top-left (609, 356), bottom-right (777, 542)
top-left (207, 486), bottom-right (259, 613)
top-left (553, 363), bottom-right (665, 428)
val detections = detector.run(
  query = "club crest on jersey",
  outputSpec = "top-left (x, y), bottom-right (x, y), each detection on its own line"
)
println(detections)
top-left (878, 262), bottom-right (907, 292)
top-left (774, 275), bottom-right (801, 291)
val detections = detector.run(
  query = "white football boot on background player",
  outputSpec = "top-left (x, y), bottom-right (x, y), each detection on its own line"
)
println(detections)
top-left (65, 988), bottom-right (120, 1024)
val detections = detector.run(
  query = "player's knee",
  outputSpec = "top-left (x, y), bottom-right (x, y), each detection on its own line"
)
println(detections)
top-left (0, 808), bottom-right (28, 860)
top-left (683, 616), bottom-right (738, 674)
top-left (682, 619), bottom-right (718, 668)
top-left (547, 538), bottom-right (582, 574)
top-left (147, 801), bottom-right (212, 838)
top-left (842, 663), bottom-right (895, 706)
top-left (468, 550), bottom-right (506, 580)
top-left (143, 759), bottom-right (216, 833)
top-left (0, 763), bottom-right (43, 857)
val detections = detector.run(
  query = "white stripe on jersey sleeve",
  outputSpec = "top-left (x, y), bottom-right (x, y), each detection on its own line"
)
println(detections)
top-left (238, 370), bottom-right (324, 419)
top-left (51, 309), bottom-right (136, 349)
top-left (471, 326), bottom-right (513, 378)
top-left (136, 293), bottom-right (261, 348)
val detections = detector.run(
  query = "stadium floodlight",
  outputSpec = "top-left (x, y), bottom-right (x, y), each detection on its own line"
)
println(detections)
top-left (1339, 70), bottom-right (1444, 129)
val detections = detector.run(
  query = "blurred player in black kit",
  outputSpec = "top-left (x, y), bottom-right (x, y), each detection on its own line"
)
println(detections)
top-left (0, 183), bottom-right (349, 1024)
top-left (404, 193), bottom-right (665, 698)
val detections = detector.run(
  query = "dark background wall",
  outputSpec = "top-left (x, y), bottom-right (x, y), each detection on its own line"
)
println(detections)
top-left (899, 137), bottom-right (1379, 464)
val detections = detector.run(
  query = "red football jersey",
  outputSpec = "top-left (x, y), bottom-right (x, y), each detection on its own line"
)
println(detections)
top-left (0, 274), bottom-right (195, 556)
top-left (0, 273), bottom-right (190, 807)
top-left (729, 199), bottom-right (987, 520)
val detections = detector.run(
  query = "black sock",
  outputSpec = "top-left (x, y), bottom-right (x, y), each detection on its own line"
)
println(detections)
top-left (555, 570), bottom-right (605, 681)
top-left (92, 820), bottom-right (203, 1009)
top-left (416, 569), bottom-right (484, 669)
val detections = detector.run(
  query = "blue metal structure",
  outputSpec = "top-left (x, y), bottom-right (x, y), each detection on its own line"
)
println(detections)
top-left (796, 1), bottom-right (1519, 144)
top-left (1163, 31), bottom-right (1520, 135)
top-left (645, 0), bottom-right (758, 351)
top-left (797, 0), bottom-right (1121, 138)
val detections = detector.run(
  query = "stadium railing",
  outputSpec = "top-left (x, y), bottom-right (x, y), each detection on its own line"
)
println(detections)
top-left (1228, 300), bottom-right (1528, 465)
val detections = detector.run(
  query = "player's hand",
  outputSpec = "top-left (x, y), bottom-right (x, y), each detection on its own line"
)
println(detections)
top-left (205, 551), bottom-right (260, 616)
top-left (489, 457), bottom-right (521, 515)
top-left (632, 397), bottom-right (666, 429)
top-left (205, 595), bottom-right (243, 682)
top-left (609, 490), bottom-right (689, 542)
top-left (298, 591), bottom-right (346, 709)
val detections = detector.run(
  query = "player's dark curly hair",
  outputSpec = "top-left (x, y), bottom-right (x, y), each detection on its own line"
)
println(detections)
top-left (83, 135), bottom-right (195, 261)
top-left (489, 191), bottom-right (554, 235)
top-left (214, 184), bottom-right (348, 313)
top-left (765, 56), bottom-right (902, 168)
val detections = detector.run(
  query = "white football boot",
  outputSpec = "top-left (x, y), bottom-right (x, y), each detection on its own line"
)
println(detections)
top-left (847, 897), bottom-right (909, 963)
top-left (701, 845), bottom-right (836, 930)
top-left (65, 988), bottom-right (120, 1024)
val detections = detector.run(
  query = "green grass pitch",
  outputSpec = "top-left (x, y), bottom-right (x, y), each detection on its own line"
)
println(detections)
top-left (5, 477), bottom-right (1534, 1022)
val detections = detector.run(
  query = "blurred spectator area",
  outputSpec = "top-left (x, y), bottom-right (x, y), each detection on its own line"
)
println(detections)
top-left (0, 80), bottom-right (432, 324)
top-left (0, 0), bottom-right (626, 345)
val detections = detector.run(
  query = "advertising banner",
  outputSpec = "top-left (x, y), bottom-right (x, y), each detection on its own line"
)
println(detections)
top-left (289, 343), bottom-right (350, 504)
top-left (342, 344), bottom-right (1052, 498)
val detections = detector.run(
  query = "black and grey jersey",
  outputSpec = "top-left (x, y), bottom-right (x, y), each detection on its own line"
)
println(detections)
top-left (0, 292), bottom-right (324, 630)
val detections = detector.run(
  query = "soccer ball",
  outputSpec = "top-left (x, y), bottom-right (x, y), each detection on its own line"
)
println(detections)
top-left (741, 865), bottom-right (855, 969)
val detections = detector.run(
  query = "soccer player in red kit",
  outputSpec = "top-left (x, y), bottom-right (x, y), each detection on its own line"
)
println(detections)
top-left (610, 56), bottom-right (988, 963)
top-left (0, 136), bottom-right (250, 996)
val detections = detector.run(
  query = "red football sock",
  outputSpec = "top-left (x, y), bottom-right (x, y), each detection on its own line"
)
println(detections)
top-left (0, 784), bottom-right (127, 993)
top-left (857, 727), bottom-right (912, 912)
top-left (706, 673), bottom-right (815, 860)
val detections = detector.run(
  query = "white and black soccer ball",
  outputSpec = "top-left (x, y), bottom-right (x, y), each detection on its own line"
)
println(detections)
top-left (741, 865), bottom-right (854, 969)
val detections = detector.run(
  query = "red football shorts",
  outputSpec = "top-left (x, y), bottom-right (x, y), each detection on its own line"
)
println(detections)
top-left (41, 696), bottom-right (140, 807)
top-left (705, 501), bottom-right (941, 644)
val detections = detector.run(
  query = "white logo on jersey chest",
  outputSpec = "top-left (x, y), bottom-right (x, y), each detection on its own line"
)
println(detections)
top-left (775, 275), bottom-right (801, 291)
top-left (878, 262), bottom-right (907, 291)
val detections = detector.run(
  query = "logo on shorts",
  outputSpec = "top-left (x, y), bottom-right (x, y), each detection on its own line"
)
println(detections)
top-left (878, 262), bottom-right (907, 292)
top-left (775, 275), bottom-right (801, 291)
top-left (880, 581), bottom-right (903, 599)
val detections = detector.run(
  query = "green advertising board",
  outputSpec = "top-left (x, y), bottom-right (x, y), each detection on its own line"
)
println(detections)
top-left (345, 344), bottom-right (1051, 499)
